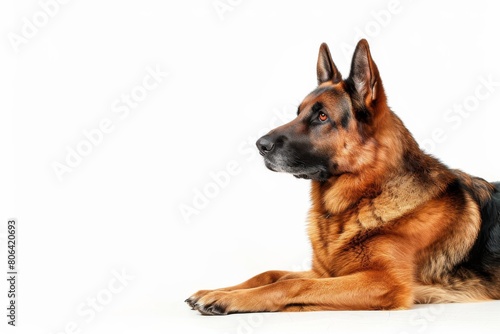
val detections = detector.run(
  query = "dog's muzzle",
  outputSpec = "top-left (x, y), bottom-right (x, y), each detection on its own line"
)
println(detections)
top-left (256, 133), bottom-right (332, 181)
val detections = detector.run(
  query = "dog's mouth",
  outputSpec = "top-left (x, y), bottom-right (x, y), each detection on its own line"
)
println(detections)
top-left (264, 159), bottom-right (329, 181)
top-left (293, 171), bottom-right (319, 179)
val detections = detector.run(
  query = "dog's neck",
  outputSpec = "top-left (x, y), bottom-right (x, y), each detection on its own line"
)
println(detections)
top-left (311, 111), bottom-right (455, 219)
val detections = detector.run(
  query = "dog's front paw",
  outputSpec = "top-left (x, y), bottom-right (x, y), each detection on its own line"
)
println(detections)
top-left (190, 290), bottom-right (276, 315)
top-left (191, 290), bottom-right (232, 315)
top-left (185, 289), bottom-right (214, 309)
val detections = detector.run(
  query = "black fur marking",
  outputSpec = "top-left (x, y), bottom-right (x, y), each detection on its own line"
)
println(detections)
top-left (455, 183), bottom-right (500, 279)
top-left (312, 102), bottom-right (323, 113)
top-left (329, 119), bottom-right (337, 129)
top-left (287, 138), bottom-right (331, 179)
top-left (340, 110), bottom-right (351, 128)
top-left (442, 178), bottom-right (467, 203)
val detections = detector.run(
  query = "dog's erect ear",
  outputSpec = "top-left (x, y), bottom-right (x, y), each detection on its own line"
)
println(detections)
top-left (317, 43), bottom-right (342, 85)
top-left (348, 39), bottom-right (384, 105)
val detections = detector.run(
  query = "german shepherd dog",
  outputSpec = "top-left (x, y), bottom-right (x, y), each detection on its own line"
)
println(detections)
top-left (186, 39), bottom-right (500, 314)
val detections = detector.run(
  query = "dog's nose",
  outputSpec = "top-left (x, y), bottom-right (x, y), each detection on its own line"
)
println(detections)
top-left (256, 135), bottom-right (275, 155)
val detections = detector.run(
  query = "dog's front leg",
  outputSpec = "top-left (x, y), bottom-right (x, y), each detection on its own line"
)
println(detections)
top-left (192, 270), bottom-right (412, 315)
top-left (186, 270), bottom-right (316, 310)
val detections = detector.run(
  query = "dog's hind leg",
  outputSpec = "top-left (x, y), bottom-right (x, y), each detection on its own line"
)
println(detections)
top-left (413, 283), bottom-right (492, 304)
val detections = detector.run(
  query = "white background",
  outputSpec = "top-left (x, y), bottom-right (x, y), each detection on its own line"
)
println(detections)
top-left (2, 0), bottom-right (500, 333)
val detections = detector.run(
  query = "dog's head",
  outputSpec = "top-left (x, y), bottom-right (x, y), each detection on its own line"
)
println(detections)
top-left (256, 39), bottom-right (391, 182)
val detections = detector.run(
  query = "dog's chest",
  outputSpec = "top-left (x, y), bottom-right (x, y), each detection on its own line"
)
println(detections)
top-left (308, 207), bottom-right (385, 277)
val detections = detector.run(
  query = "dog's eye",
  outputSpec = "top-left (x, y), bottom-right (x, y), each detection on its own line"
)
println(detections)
top-left (318, 112), bottom-right (328, 122)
